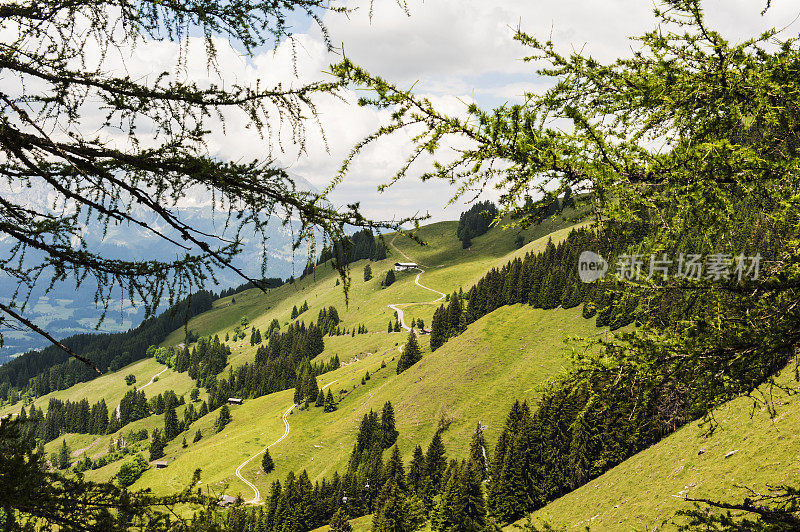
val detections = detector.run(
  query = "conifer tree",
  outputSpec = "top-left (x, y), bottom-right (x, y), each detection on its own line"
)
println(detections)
top-left (380, 401), bottom-right (399, 448)
top-left (388, 321), bottom-right (393, 333)
top-left (383, 445), bottom-right (406, 492)
top-left (372, 480), bottom-right (423, 532)
top-left (324, 390), bottom-right (337, 413)
top-left (375, 243), bottom-right (387, 261)
top-left (163, 403), bottom-right (179, 441)
top-left (433, 461), bottom-right (486, 532)
top-left (262, 448), bottom-right (275, 473)
top-left (305, 372), bottom-right (320, 404)
top-left (315, 389), bottom-right (325, 407)
top-left (445, 293), bottom-right (462, 335)
top-left (493, 433), bottom-right (529, 523)
top-left (468, 423), bottom-right (488, 480)
top-left (429, 306), bottom-right (446, 351)
top-left (397, 331), bottom-right (422, 374)
top-left (149, 429), bottom-right (166, 461)
top-left (57, 439), bottom-right (71, 470)
top-left (193, 429), bottom-right (202, 443)
top-left (329, 508), bottom-right (353, 532)
top-left (384, 269), bottom-right (396, 287)
top-left (154, 394), bottom-right (165, 416)
top-left (215, 404), bottom-right (231, 433)
top-left (406, 445), bottom-right (425, 495)
top-left (425, 431), bottom-right (447, 494)
top-left (364, 264), bottom-right (373, 282)
top-left (293, 380), bottom-right (304, 405)
top-left (460, 461), bottom-right (488, 531)
top-left (291, 306), bottom-right (299, 319)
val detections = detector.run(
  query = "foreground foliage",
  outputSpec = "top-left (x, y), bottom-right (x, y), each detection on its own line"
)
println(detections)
top-left (335, 0), bottom-right (800, 527)
top-left (0, 0), bottom-right (411, 367)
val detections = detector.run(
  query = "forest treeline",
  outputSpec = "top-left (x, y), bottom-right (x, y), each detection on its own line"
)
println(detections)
top-left (188, 402), bottom-right (488, 532)
top-left (14, 387), bottom-right (191, 450)
top-left (16, 398), bottom-right (110, 447)
top-left (315, 229), bottom-right (387, 270)
top-left (0, 291), bottom-right (216, 402)
top-left (456, 201), bottom-right (497, 249)
top-left (218, 278), bottom-right (285, 299)
top-left (0, 227), bottom-right (387, 406)
top-left (427, 216), bottom-right (788, 523)
top-left (150, 311), bottom-right (338, 413)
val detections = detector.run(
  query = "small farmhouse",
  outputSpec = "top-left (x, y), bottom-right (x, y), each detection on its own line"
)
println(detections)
top-left (394, 262), bottom-right (418, 271)
top-left (227, 397), bottom-right (243, 405)
top-left (154, 460), bottom-right (168, 469)
top-left (218, 495), bottom-right (237, 507)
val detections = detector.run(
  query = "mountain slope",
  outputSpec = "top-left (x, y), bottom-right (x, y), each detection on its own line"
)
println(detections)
top-left (3, 210), bottom-right (601, 512)
top-left (522, 370), bottom-right (800, 530)
top-left (132, 304), bottom-right (602, 498)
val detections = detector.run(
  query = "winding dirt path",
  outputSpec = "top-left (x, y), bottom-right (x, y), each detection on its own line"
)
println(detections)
top-left (72, 437), bottom-right (103, 458)
top-left (235, 380), bottom-right (337, 504)
top-left (387, 234), bottom-right (446, 331)
top-left (234, 232), bottom-right (444, 504)
top-left (115, 365), bottom-right (169, 419)
top-left (141, 366), bottom-right (169, 390)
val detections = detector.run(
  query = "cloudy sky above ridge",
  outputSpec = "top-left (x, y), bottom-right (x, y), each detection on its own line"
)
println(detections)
top-left (12, 0), bottom-right (799, 225)
top-left (217, 0), bottom-right (800, 224)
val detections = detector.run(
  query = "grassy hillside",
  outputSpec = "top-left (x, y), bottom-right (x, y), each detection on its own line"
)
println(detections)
top-left (0, 356), bottom-right (198, 461)
top-left (159, 212), bottom-right (581, 357)
top-left (521, 371), bottom-right (800, 530)
top-left (5, 206), bottom-right (798, 532)
top-left (0, 357), bottom-right (192, 419)
top-left (119, 213), bottom-right (591, 498)
top-left (4, 210), bottom-right (596, 507)
top-left (133, 304), bottom-right (603, 499)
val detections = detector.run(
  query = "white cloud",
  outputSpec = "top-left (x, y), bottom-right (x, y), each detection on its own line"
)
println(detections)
top-left (7, 1), bottom-right (800, 225)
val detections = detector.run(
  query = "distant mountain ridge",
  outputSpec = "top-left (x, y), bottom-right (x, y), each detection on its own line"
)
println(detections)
top-left (0, 175), bottom-right (319, 357)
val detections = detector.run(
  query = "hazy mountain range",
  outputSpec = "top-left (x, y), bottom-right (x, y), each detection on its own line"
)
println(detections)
top-left (0, 178), bottom-right (319, 359)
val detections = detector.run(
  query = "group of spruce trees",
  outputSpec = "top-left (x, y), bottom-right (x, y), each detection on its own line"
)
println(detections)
top-left (396, 331), bottom-right (421, 374)
top-left (294, 356), bottom-right (339, 412)
top-left (291, 301), bottom-right (309, 320)
top-left (15, 398), bottom-right (109, 446)
top-left (199, 319), bottom-right (339, 414)
top-left (426, 218), bottom-right (781, 523)
top-left (13, 387), bottom-right (196, 455)
top-left (185, 403), bottom-right (490, 532)
top-left (316, 229), bottom-right (387, 268)
top-left (169, 336), bottom-right (231, 388)
top-left (429, 226), bottom-right (644, 352)
top-left (456, 201), bottom-right (498, 249)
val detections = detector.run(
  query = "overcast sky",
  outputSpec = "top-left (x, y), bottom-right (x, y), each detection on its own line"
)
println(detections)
top-left (27, 0), bottom-right (800, 225)
top-left (218, 0), bottom-right (800, 224)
